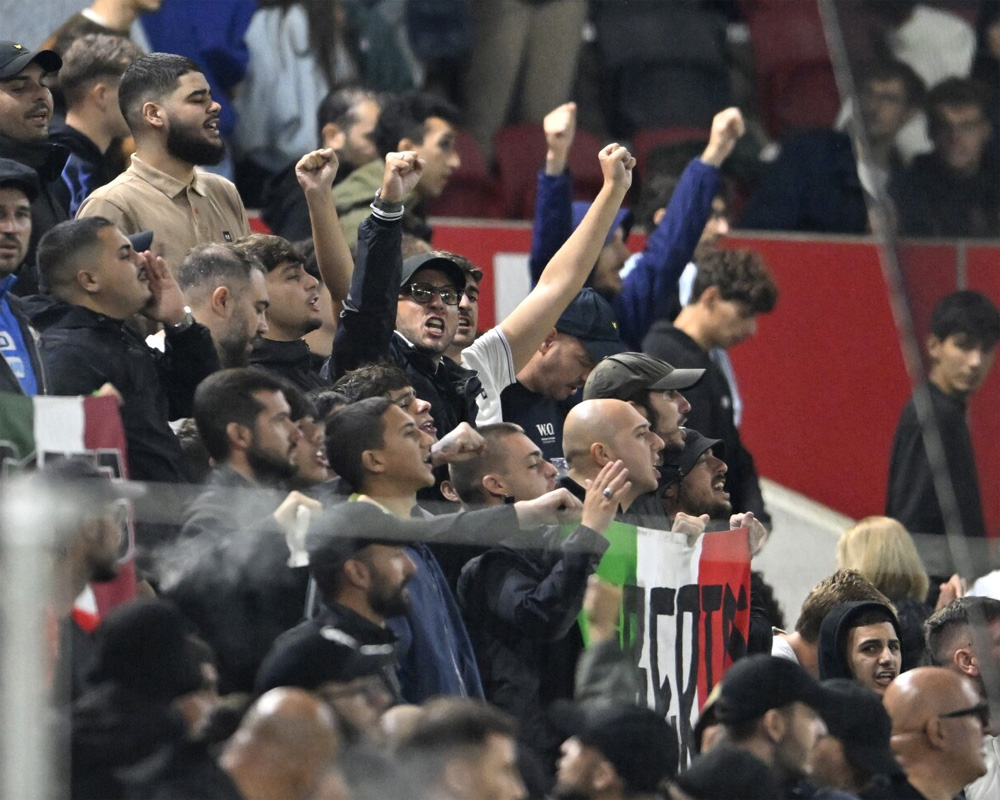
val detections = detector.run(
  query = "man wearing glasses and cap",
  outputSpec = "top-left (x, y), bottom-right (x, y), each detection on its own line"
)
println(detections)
top-left (0, 41), bottom-right (68, 295)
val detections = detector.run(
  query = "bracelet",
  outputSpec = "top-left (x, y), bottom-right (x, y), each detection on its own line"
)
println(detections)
top-left (168, 306), bottom-right (195, 333)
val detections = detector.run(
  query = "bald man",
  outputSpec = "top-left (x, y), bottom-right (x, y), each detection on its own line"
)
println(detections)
top-left (884, 667), bottom-right (988, 800)
top-left (221, 688), bottom-right (340, 800)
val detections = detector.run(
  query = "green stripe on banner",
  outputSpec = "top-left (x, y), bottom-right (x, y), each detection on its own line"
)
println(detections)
top-left (0, 392), bottom-right (37, 474)
top-left (567, 519), bottom-right (638, 646)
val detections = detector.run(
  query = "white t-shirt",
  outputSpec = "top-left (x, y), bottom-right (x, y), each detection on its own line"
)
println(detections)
top-left (771, 630), bottom-right (800, 664)
top-left (461, 327), bottom-right (516, 426)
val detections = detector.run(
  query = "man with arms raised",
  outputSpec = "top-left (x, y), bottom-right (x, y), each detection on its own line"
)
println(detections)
top-left (77, 53), bottom-right (249, 275)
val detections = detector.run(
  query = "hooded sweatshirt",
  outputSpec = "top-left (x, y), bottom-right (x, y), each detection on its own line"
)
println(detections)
top-left (817, 601), bottom-right (901, 682)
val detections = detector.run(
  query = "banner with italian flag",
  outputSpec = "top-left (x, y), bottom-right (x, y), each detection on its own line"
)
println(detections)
top-left (582, 520), bottom-right (751, 764)
top-left (0, 393), bottom-right (137, 616)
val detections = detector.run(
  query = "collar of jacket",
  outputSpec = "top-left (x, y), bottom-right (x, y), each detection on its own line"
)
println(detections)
top-left (0, 134), bottom-right (70, 181)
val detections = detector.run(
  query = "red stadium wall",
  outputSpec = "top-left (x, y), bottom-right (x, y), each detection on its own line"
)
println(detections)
top-left (431, 221), bottom-right (1000, 534)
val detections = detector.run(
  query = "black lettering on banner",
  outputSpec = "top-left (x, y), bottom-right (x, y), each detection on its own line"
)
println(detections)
top-left (646, 586), bottom-right (675, 718)
top-left (644, 581), bottom-right (743, 764)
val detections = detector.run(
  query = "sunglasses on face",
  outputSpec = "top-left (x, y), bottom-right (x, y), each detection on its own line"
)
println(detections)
top-left (939, 702), bottom-right (990, 728)
top-left (400, 282), bottom-right (461, 306)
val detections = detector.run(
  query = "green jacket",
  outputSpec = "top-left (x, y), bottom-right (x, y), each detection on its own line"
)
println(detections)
top-left (333, 159), bottom-right (427, 247)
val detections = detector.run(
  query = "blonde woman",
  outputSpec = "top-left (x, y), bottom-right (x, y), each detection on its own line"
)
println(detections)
top-left (837, 516), bottom-right (963, 670)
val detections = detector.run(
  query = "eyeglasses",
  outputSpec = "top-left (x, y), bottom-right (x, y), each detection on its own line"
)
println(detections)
top-left (401, 282), bottom-right (460, 306)
top-left (939, 703), bottom-right (990, 728)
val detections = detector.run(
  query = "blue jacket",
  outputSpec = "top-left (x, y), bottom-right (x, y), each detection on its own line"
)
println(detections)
top-left (529, 159), bottom-right (720, 351)
top-left (388, 541), bottom-right (485, 703)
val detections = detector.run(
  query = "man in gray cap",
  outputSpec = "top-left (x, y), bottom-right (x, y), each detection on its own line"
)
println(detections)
top-left (583, 352), bottom-right (703, 454)
top-left (0, 41), bottom-right (68, 294)
top-left (0, 157), bottom-right (45, 393)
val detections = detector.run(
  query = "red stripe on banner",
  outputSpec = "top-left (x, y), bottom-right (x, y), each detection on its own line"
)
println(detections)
top-left (695, 529), bottom-right (752, 709)
top-left (82, 395), bottom-right (138, 616)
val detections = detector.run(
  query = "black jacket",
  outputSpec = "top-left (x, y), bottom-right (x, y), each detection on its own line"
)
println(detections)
top-left (32, 301), bottom-right (219, 483)
top-left (642, 322), bottom-right (770, 525)
top-left (0, 282), bottom-right (47, 394)
top-left (70, 682), bottom-right (190, 800)
top-left (0, 133), bottom-right (70, 295)
top-left (458, 524), bottom-right (608, 760)
top-left (249, 336), bottom-right (328, 392)
top-left (334, 214), bottom-right (482, 435)
top-left (159, 466), bottom-right (310, 693)
top-left (48, 121), bottom-right (112, 217)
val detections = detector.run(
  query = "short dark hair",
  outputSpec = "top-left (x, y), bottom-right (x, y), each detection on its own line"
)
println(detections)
top-left (37, 216), bottom-right (115, 298)
top-left (316, 85), bottom-right (378, 145)
top-left (927, 77), bottom-right (992, 136)
top-left (233, 234), bottom-right (304, 273)
top-left (690, 248), bottom-right (779, 314)
top-left (859, 59), bottom-right (926, 109)
top-left (308, 389), bottom-right (349, 420)
top-left (193, 368), bottom-right (290, 461)
top-left (373, 91), bottom-right (459, 158)
top-left (118, 52), bottom-right (203, 132)
top-left (177, 244), bottom-right (264, 302)
top-left (795, 570), bottom-right (894, 645)
top-left (447, 423), bottom-right (526, 506)
top-left (59, 33), bottom-right (141, 108)
top-left (929, 290), bottom-right (1000, 351)
top-left (924, 596), bottom-right (1000, 666)
top-left (282, 382), bottom-right (318, 422)
top-left (397, 698), bottom-right (517, 792)
top-left (323, 397), bottom-right (392, 492)
top-left (332, 362), bottom-right (411, 404)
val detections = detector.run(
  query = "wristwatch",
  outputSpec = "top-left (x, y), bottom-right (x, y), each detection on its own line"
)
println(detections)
top-left (372, 189), bottom-right (404, 214)
top-left (168, 306), bottom-right (195, 333)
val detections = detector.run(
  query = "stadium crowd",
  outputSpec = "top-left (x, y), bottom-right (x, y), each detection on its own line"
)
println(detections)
top-left (1, 1), bottom-right (999, 798)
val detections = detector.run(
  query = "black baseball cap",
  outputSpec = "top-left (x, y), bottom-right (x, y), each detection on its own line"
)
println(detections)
top-left (661, 428), bottom-right (724, 486)
top-left (716, 655), bottom-right (834, 725)
top-left (400, 252), bottom-right (466, 291)
top-left (256, 620), bottom-right (396, 693)
top-left (0, 42), bottom-right (61, 79)
top-left (820, 679), bottom-right (901, 778)
top-left (673, 745), bottom-right (782, 800)
top-left (583, 352), bottom-right (704, 401)
top-left (552, 701), bottom-right (678, 792)
top-left (0, 158), bottom-right (40, 201)
top-left (554, 289), bottom-right (625, 363)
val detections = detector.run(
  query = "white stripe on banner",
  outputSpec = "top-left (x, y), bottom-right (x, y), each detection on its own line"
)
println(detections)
top-left (32, 397), bottom-right (85, 461)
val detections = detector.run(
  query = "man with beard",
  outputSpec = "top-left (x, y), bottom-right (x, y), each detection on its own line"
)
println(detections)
top-left (0, 41), bottom-right (68, 294)
top-left (33, 217), bottom-right (218, 484)
top-left (160, 368), bottom-right (322, 692)
top-left (552, 703), bottom-right (679, 800)
top-left (77, 52), bottom-right (249, 276)
top-left (0, 158), bottom-right (47, 394)
top-left (177, 243), bottom-right (269, 368)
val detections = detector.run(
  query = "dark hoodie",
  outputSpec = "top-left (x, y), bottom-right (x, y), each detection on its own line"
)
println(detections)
top-left (818, 601), bottom-right (901, 683)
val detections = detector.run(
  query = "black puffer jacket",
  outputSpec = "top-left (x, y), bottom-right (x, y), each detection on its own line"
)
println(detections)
top-left (32, 301), bottom-right (219, 483)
